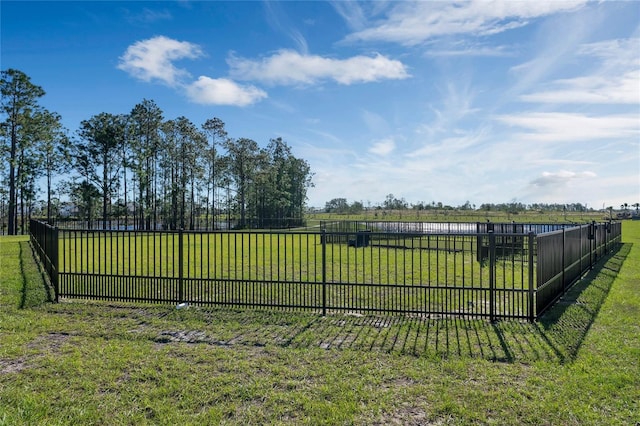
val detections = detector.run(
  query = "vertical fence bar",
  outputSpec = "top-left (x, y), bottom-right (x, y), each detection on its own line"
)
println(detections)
top-left (321, 229), bottom-right (327, 316)
top-left (489, 231), bottom-right (496, 322)
top-left (528, 231), bottom-right (535, 321)
top-left (53, 225), bottom-right (60, 303)
top-left (178, 229), bottom-right (184, 303)
top-left (562, 228), bottom-right (566, 294)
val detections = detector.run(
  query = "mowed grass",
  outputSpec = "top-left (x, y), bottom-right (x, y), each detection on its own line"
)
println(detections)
top-left (1, 222), bottom-right (639, 425)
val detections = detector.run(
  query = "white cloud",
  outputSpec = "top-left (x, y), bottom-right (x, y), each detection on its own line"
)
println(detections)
top-left (577, 38), bottom-right (640, 67)
top-left (228, 49), bottom-right (410, 85)
top-left (425, 42), bottom-right (515, 57)
top-left (118, 36), bottom-right (203, 86)
top-left (521, 38), bottom-right (640, 105)
top-left (520, 71), bottom-right (640, 104)
top-left (369, 138), bottom-right (396, 156)
top-left (344, 1), bottom-right (587, 45)
top-left (185, 76), bottom-right (267, 106)
top-left (407, 132), bottom-right (482, 159)
top-left (529, 170), bottom-right (597, 187)
top-left (496, 112), bottom-right (640, 142)
top-left (119, 36), bottom-right (266, 107)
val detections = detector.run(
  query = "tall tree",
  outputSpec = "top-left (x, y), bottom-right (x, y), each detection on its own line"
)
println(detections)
top-left (202, 117), bottom-right (227, 229)
top-left (0, 69), bottom-right (45, 234)
top-left (129, 99), bottom-right (163, 230)
top-left (177, 117), bottom-right (206, 230)
top-left (70, 180), bottom-right (100, 225)
top-left (264, 138), bottom-right (313, 226)
top-left (75, 113), bottom-right (125, 229)
top-left (159, 117), bottom-right (206, 229)
top-left (33, 109), bottom-right (69, 222)
top-left (223, 137), bottom-right (260, 228)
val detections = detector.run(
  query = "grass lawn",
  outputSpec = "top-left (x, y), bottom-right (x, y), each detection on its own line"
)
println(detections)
top-left (0, 222), bottom-right (638, 425)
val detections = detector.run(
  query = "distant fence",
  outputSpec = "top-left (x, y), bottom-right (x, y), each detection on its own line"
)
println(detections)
top-left (30, 219), bottom-right (621, 321)
top-left (47, 216), bottom-right (306, 231)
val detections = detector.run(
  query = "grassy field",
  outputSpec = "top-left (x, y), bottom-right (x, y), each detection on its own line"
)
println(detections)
top-left (1, 221), bottom-right (638, 424)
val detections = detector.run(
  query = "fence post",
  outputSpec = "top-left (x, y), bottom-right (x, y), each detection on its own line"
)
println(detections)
top-left (178, 229), bottom-right (184, 303)
top-left (590, 221), bottom-right (596, 270)
top-left (562, 227), bottom-right (566, 294)
top-left (528, 231), bottom-right (535, 322)
top-left (321, 229), bottom-right (327, 316)
top-left (489, 231), bottom-right (496, 323)
top-left (579, 224), bottom-right (584, 277)
top-left (53, 225), bottom-right (59, 303)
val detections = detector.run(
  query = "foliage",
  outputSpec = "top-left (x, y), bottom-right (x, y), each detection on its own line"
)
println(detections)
top-left (75, 112), bottom-right (125, 228)
top-left (1, 71), bottom-right (314, 233)
top-left (0, 69), bottom-right (46, 234)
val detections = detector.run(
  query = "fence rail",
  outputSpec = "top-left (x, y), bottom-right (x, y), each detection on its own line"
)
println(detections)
top-left (30, 219), bottom-right (621, 321)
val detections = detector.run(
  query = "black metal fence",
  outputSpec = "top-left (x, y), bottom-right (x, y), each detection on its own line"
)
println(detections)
top-left (536, 221), bottom-right (620, 315)
top-left (30, 219), bottom-right (621, 321)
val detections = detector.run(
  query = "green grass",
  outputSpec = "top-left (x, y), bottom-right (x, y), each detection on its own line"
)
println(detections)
top-left (1, 221), bottom-right (639, 424)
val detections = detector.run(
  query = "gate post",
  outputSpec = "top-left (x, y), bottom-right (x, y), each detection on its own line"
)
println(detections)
top-left (528, 231), bottom-right (535, 322)
top-left (53, 225), bottom-right (60, 303)
top-left (178, 229), bottom-right (184, 303)
top-left (590, 221), bottom-right (596, 270)
top-left (489, 231), bottom-right (496, 323)
top-left (321, 229), bottom-right (327, 316)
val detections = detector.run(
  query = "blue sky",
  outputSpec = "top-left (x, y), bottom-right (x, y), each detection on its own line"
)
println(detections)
top-left (2, 0), bottom-right (639, 209)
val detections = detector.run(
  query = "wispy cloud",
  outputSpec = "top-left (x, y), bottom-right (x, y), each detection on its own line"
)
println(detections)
top-left (118, 35), bottom-right (202, 86)
top-left (520, 72), bottom-right (639, 104)
top-left (330, 1), bottom-right (368, 32)
top-left (123, 8), bottom-right (172, 25)
top-left (521, 38), bottom-right (640, 104)
top-left (418, 80), bottom-right (480, 137)
top-left (228, 49), bottom-right (410, 86)
top-left (263, 1), bottom-right (309, 54)
top-left (496, 112), bottom-right (640, 142)
top-left (343, 1), bottom-right (587, 45)
top-left (425, 41), bottom-right (515, 57)
top-left (529, 170), bottom-right (597, 188)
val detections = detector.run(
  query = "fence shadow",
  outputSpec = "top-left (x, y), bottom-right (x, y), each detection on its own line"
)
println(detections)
top-left (35, 243), bottom-right (629, 364)
top-left (19, 240), bottom-right (54, 309)
top-left (532, 242), bottom-right (630, 362)
top-left (179, 244), bottom-right (629, 363)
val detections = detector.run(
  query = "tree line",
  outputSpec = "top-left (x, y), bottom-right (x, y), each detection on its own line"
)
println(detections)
top-left (1, 69), bottom-right (313, 234)
top-left (324, 196), bottom-right (638, 215)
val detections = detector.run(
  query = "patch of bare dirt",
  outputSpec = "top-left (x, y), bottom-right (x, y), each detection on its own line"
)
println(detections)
top-left (1, 332), bottom-right (72, 375)
top-left (0, 358), bottom-right (29, 374)
top-left (155, 330), bottom-right (210, 344)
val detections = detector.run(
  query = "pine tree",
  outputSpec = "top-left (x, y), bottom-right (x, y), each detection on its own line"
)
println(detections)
top-left (1, 69), bottom-right (46, 234)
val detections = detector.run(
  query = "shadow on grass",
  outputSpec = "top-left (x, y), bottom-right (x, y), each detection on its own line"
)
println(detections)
top-left (532, 242), bottom-right (631, 362)
top-left (258, 243), bottom-right (629, 362)
top-left (38, 243), bottom-right (630, 364)
top-left (19, 240), bottom-right (54, 309)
